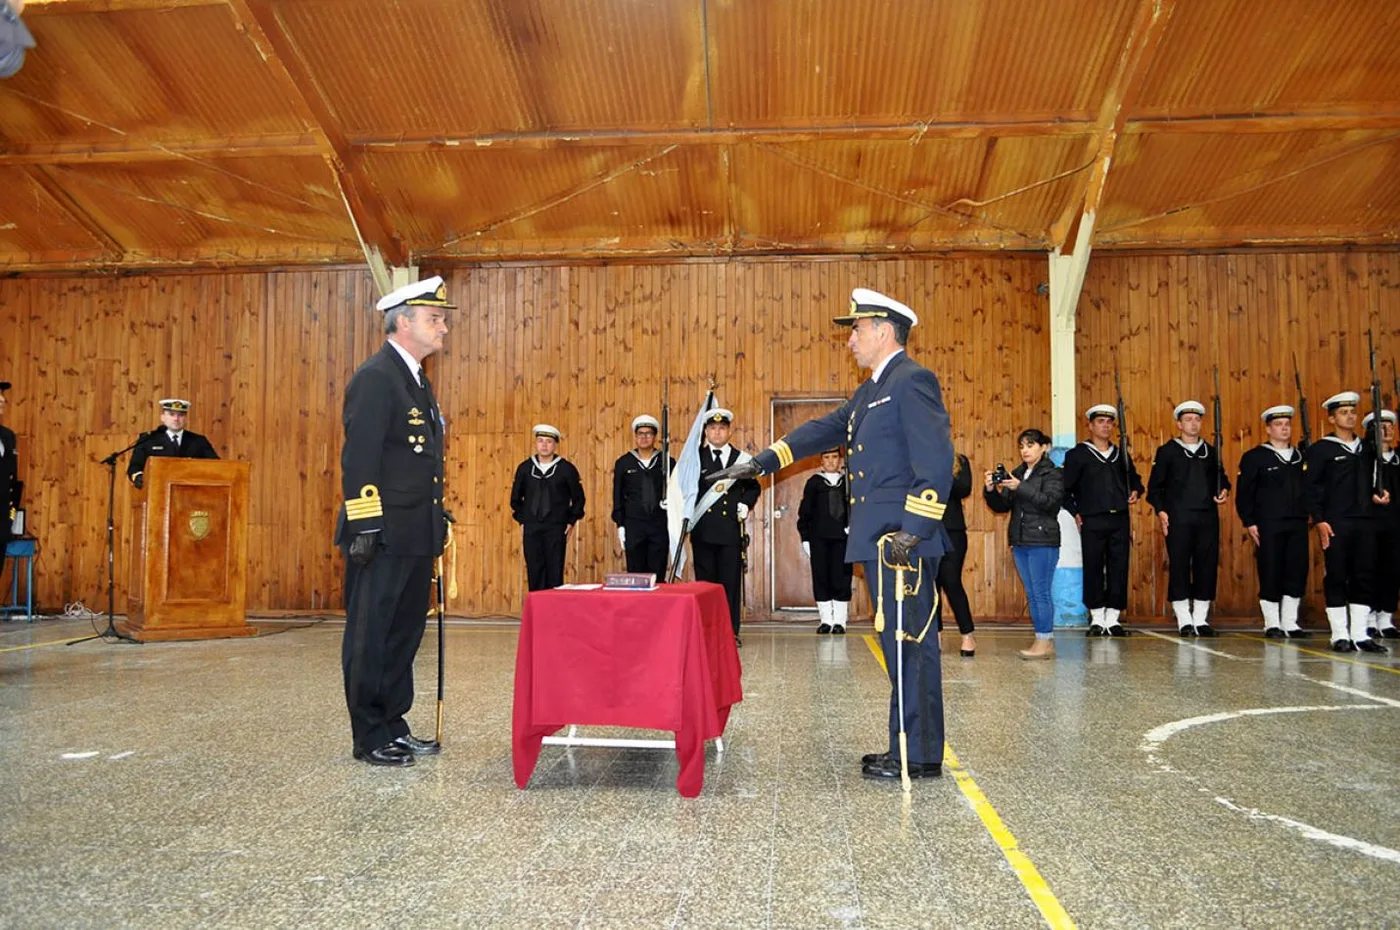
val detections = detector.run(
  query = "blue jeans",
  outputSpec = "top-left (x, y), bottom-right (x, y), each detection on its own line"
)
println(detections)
top-left (1013, 546), bottom-right (1060, 637)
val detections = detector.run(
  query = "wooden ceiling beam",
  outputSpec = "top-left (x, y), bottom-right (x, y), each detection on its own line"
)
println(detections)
top-left (0, 133), bottom-right (325, 166)
top-left (1126, 111), bottom-right (1400, 134)
top-left (1051, 0), bottom-right (1177, 253)
top-left (224, 0), bottom-right (406, 271)
top-left (22, 0), bottom-right (223, 14)
top-left (22, 165), bottom-right (125, 259)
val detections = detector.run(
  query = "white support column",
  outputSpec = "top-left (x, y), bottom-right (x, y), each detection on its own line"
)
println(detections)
top-left (389, 265), bottom-right (420, 293)
top-left (1047, 215), bottom-right (1095, 449)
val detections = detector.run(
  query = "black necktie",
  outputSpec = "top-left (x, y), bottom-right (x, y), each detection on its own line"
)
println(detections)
top-left (712, 449), bottom-right (722, 468)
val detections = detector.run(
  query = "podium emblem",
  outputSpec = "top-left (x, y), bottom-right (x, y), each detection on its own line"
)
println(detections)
top-left (188, 510), bottom-right (212, 541)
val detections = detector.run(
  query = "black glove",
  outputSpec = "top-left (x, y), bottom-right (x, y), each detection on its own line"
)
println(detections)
top-left (885, 531), bottom-right (921, 568)
top-left (349, 532), bottom-right (379, 566)
top-left (711, 460), bottom-right (761, 483)
top-left (443, 509), bottom-right (457, 525)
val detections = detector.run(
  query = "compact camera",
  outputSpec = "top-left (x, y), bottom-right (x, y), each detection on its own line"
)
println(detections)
top-left (991, 463), bottom-right (1011, 485)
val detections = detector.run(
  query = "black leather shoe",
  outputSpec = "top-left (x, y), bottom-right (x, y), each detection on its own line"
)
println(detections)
top-left (1086, 625), bottom-right (1108, 637)
top-left (1264, 628), bottom-right (1285, 639)
top-left (353, 744), bottom-right (415, 767)
top-left (393, 733), bottom-right (442, 755)
top-left (1382, 627), bottom-right (1400, 639)
top-left (816, 623), bottom-right (832, 634)
top-left (831, 625), bottom-right (846, 635)
top-left (1178, 626), bottom-right (1193, 637)
top-left (1356, 639), bottom-right (1388, 654)
top-left (861, 750), bottom-right (892, 766)
top-left (1195, 624), bottom-right (1218, 638)
top-left (1107, 625), bottom-right (1128, 637)
top-left (1365, 628), bottom-right (1381, 642)
top-left (735, 636), bottom-right (743, 648)
top-left (960, 648), bottom-right (975, 658)
top-left (862, 758), bottom-right (942, 780)
top-left (1286, 629), bottom-right (1311, 639)
top-left (1331, 639), bottom-right (1357, 653)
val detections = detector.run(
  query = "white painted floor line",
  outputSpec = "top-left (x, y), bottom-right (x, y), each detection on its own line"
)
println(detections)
top-left (1299, 674), bottom-right (1400, 708)
top-left (1138, 629), bottom-right (1247, 659)
top-left (1215, 797), bottom-right (1400, 864)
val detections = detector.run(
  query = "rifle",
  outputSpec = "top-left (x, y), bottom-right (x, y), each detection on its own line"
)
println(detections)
top-left (1393, 356), bottom-right (1399, 415)
top-left (1213, 366), bottom-right (1224, 497)
top-left (1292, 352), bottom-right (1311, 453)
top-left (660, 380), bottom-right (671, 498)
top-left (1368, 328), bottom-right (1384, 492)
top-left (1113, 358), bottom-right (1132, 500)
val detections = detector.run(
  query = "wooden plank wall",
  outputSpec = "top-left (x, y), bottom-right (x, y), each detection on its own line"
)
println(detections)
top-left (2, 251), bottom-right (1395, 622)
top-left (1077, 252), bottom-right (1400, 621)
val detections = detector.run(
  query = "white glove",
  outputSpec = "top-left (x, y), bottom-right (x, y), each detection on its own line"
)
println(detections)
top-left (617, 527), bottom-right (626, 549)
top-left (737, 503), bottom-right (749, 520)
top-left (659, 497), bottom-right (669, 510)
top-left (802, 541), bottom-right (811, 558)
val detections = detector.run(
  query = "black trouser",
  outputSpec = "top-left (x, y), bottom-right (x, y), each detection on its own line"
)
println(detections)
top-left (1165, 511), bottom-right (1220, 602)
top-left (1321, 519), bottom-right (1375, 607)
top-left (624, 518), bottom-right (670, 579)
top-left (1370, 524), bottom-right (1399, 612)
top-left (809, 537), bottom-right (853, 602)
top-left (935, 528), bottom-right (973, 634)
top-left (522, 523), bottom-right (567, 591)
top-left (1080, 512), bottom-right (1131, 611)
top-left (692, 538), bottom-right (744, 635)
top-left (342, 551), bottom-right (433, 753)
top-left (1256, 520), bottom-right (1309, 601)
top-left (862, 554), bottom-right (944, 766)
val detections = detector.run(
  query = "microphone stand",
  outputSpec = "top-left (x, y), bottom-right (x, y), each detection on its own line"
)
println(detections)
top-left (68, 435), bottom-right (148, 645)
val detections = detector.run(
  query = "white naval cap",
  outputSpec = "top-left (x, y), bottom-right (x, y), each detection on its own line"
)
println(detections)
top-left (532, 423), bottom-right (561, 440)
top-left (705, 408), bottom-right (734, 425)
top-left (376, 275), bottom-right (456, 312)
top-left (1085, 403), bottom-right (1118, 421)
top-left (159, 398), bottom-right (191, 412)
top-left (834, 287), bottom-right (919, 327)
top-left (1322, 391), bottom-right (1361, 411)
top-left (631, 414), bottom-right (660, 432)
top-left (1173, 400), bottom-right (1206, 419)
top-left (1261, 405), bottom-right (1295, 423)
top-left (1362, 410), bottom-right (1398, 428)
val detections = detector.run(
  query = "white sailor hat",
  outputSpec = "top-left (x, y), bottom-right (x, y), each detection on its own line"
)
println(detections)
top-left (1361, 410), bottom-right (1398, 428)
top-left (705, 408), bottom-right (734, 425)
top-left (376, 275), bottom-right (456, 312)
top-left (631, 414), bottom-right (660, 432)
top-left (1260, 405), bottom-right (1295, 423)
top-left (833, 287), bottom-right (919, 327)
top-left (1085, 403), bottom-right (1118, 421)
top-left (1322, 391), bottom-right (1360, 412)
top-left (159, 398), bottom-right (192, 412)
top-left (532, 423), bottom-right (561, 440)
top-left (1173, 400), bottom-right (1206, 419)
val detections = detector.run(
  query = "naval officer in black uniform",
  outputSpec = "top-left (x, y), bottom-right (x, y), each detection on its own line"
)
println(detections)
top-left (713, 287), bottom-right (953, 781)
top-left (126, 398), bottom-right (219, 488)
top-left (691, 408), bottom-right (761, 643)
top-left (612, 414), bottom-right (674, 578)
top-left (1062, 404), bottom-right (1144, 636)
top-left (1235, 405), bottom-right (1310, 638)
top-left (336, 275), bottom-right (451, 767)
top-left (1147, 400), bottom-right (1231, 636)
top-left (0, 381), bottom-right (16, 577)
top-left (1305, 391), bottom-right (1389, 653)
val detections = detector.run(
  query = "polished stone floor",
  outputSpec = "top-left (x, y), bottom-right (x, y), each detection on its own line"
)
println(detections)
top-left (1, 615), bottom-right (1397, 929)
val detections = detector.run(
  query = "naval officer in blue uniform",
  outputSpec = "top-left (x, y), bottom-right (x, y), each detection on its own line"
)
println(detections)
top-left (712, 287), bottom-right (953, 780)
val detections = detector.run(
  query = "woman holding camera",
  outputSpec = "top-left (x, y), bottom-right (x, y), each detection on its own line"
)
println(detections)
top-left (984, 429), bottom-right (1063, 660)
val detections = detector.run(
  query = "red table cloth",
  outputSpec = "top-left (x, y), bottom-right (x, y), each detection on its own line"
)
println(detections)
top-left (511, 581), bottom-right (743, 797)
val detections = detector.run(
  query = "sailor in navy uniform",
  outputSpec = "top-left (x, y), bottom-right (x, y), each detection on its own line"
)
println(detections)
top-left (126, 398), bottom-right (219, 488)
top-left (510, 424), bottom-right (586, 591)
top-left (1147, 400), bottom-right (1231, 636)
top-left (1062, 404), bottom-right (1144, 636)
top-left (1304, 391), bottom-right (1389, 653)
top-left (612, 414), bottom-right (674, 578)
top-left (691, 408), bottom-right (761, 643)
top-left (797, 448), bottom-right (853, 634)
top-left (1362, 409), bottom-right (1400, 640)
top-left (712, 287), bottom-right (952, 782)
top-left (336, 276), bottom-right (451, 767)
top-left (1235, 406), bottom-right (1310, 638)
top-left (0, 381), bottom-right (16, 577)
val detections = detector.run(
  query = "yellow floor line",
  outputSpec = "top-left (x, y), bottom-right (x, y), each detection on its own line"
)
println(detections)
top-left (0, 637), bottom-right (84, 653)
top-left (1236, 633), bottom-right (1400, 676)
top-left (862, 634), bottom-right (1076, 930)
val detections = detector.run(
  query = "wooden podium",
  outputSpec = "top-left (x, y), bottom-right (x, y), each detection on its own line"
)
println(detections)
top-left (120, 458), bottom-right (254, 642)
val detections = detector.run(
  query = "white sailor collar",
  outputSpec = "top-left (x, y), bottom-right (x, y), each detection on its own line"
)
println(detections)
top-left (1320, 435), bottom-right (1363, 453)
top-left (1082, 440), bottom-right (1119, 463)
top-left (1173, 438), bottom-right (1207, 457)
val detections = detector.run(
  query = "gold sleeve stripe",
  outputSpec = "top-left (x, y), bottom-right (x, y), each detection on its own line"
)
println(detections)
top-left (345, 484), bottom-right (383, 521)
top-left (905, 493), bottom-right (947, 520)
top-left (769, 439), bottom-right (794, 470)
